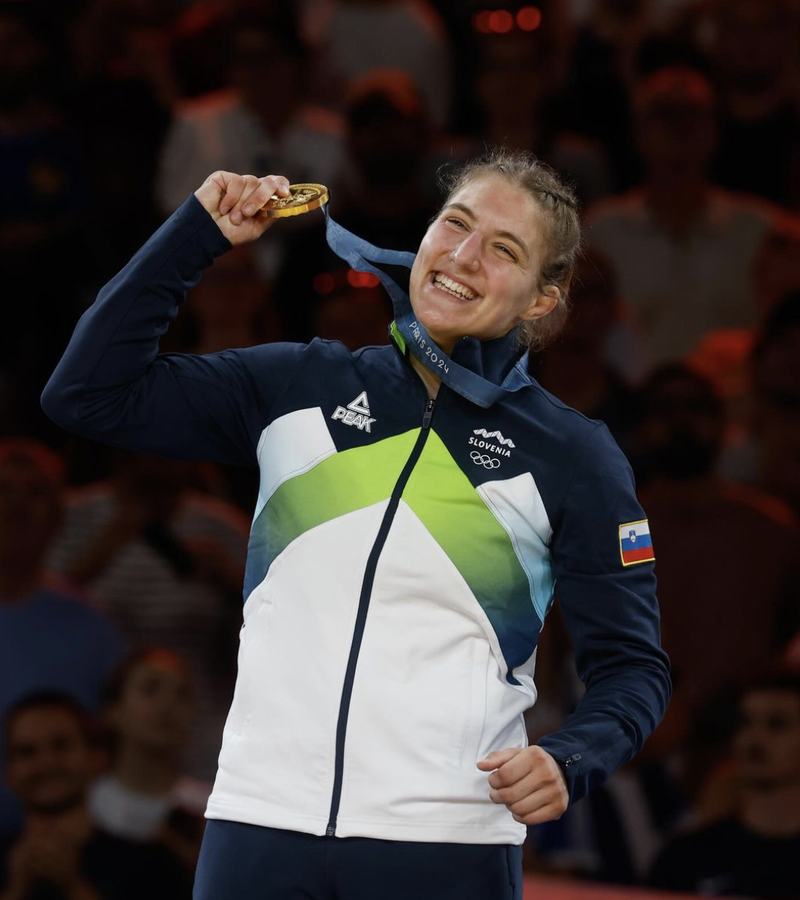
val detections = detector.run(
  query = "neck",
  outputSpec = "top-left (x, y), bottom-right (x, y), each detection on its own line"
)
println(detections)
top-left (113, 744), bottom-right (180, 795)
top-left (740, 782), bottom-right (800, 836)
top-left (409, 354), bottom-right (441, 400)
top-left (645, 176), bottom-right (709, 238)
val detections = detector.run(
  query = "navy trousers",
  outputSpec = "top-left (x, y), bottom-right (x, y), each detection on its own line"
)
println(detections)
top-left (194, 820), bottom-right (524, 900)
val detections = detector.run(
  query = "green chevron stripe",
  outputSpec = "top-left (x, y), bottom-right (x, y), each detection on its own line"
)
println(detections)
top-left (254, 429), bottom-right (419, 569)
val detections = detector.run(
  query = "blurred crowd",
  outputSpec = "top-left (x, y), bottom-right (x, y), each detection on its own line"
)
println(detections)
top-left (3, 0), bottom-right (800, 897)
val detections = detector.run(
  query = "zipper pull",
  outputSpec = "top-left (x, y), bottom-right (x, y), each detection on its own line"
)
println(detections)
top-left (422, 398), bottom-right (435, 429)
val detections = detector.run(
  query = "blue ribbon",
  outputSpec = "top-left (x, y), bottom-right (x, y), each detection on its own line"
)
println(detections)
top-left (323, 207), bottom-right (530, 408)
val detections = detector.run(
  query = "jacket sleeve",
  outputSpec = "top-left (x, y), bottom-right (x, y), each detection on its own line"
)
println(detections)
top-left (536, 422), bottom-right (671, 805)
top-left (41, 194), bottom-right (306, 465)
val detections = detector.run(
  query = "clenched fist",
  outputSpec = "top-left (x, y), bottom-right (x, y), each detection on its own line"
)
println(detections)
top-left (477, 745), bottom-right (569, 825)
top-left (194, 171), bottom-right (291, 246)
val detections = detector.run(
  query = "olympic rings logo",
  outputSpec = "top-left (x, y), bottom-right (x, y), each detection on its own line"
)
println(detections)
top-left (470, 451), bottom-right (501, 469)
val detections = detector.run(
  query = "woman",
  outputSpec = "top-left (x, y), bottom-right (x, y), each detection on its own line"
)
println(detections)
top-left (43, 149), bottom-right (670, 900)
top-left (90, 648), bottom-right (207, 873)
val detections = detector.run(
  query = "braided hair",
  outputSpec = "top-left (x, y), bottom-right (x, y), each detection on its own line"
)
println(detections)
top-left (437, 147), bottom-right (582, 351)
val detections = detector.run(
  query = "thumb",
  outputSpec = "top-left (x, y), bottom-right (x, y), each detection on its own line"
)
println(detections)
top-left (477, 747), bottom-right (523, 770)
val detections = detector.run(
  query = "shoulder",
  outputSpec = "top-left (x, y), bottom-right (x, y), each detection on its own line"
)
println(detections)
top-left (519, 379), bottom-right (617, 457)
top-left (706, 188), bottom-right (781, 230)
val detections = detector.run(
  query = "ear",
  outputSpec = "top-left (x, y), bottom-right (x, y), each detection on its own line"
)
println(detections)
top-left (520, 284), bottom-right (560, 322)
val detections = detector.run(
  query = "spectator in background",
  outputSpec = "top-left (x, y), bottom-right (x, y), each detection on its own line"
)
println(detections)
top-left (165, 243), bottom-right (279, 357)
top-left (586, 66), bottom-right (778, 368)
top-left (472, 30), bottom-right (611, 207)
top-left (0, 693), bottom-right (191, 900)
top-left (649, 670), bottom-right (800, 899)
top-left (89, 649), bottom-right (205, 877)
top-left (274, 69), bottom-right (438, 341)
top-left (156, 12), bottom-right (345, 280)
top-left (708, 0), bottom-right (800, 210)
top-left (46, 453), bottom-right (249, 782)
top-left (562, 0), bottom-right (653, 191)
top-left (0, 440), bottom-right (122, 837)
top-left (747, 292), bottom-right (800, 518)
top-left (633, 366), bottom-right (800, 770)
top-left (534, 251), bottom-right (640, 452)
top-left (311, 0), bottom-right (453, 129)
top-left (336, 69), bottom-right (440, 249)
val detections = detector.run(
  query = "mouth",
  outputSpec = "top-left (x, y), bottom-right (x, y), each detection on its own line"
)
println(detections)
top-left (430, 271), bottom-right (480, 302)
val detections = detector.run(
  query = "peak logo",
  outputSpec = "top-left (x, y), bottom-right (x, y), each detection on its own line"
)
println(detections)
top-left (331, 391), bottom-right (376, 432)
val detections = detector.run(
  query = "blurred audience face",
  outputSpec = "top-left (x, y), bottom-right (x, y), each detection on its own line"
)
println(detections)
top-left (475, 34), bottom-right (547, 122)
top-left (714, 0), bottom-right (793, 92)
top-left (109, 651), bottom-right (193, 755)
top-left (230, 24), bottom-right (304, 127)
top-left (734, 688), bottom-right (800, 790)
top-left (6, 705), bottom-right (95, 815)
top-left (639, 368), bottom-right (725, 479)
top-left (635, 68), bottom-right (716, 176)
top-left (346, 71), bottom-right (430, 189)
top-left (0, 441), bottom-right (63, 568)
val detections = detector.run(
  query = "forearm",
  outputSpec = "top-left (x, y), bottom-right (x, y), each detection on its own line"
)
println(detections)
top-left (537, 653), bottom-right (671, 804)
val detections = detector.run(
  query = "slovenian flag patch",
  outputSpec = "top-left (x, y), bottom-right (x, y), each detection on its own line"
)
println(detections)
top-left (619, 520), bottom-right (655, 567)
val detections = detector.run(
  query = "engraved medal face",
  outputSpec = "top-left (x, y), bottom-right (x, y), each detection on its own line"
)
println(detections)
top-left (266, 183), bottom-right (329, 217)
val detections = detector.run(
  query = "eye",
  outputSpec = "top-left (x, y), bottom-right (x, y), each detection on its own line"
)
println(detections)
top-left (445, 217), bottom-right (466, 229)
top-left (496, 244), bottom-right (517, 261)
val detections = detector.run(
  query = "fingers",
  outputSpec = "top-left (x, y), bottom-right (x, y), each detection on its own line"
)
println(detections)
top-left (476, 747), bottom-right (522, 771)
top-left (224, 174), bottom-right (291, 225)
top-left (481, 746), bottom-right (570, 825)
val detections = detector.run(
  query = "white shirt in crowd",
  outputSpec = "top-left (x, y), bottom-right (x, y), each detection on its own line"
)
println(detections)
top-left (585, 189), bottom-right (777, 367)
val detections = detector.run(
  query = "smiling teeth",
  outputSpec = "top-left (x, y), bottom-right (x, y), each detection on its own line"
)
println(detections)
top-left (434, 273), bottom-right (475, 299)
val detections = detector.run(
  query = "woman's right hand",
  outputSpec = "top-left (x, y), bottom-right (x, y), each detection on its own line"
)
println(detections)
top-left (194, 171), bottom-right (291, 246)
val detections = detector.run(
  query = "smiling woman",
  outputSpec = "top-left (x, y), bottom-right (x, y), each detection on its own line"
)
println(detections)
top-left (41, 148), bottom-right (670, 900)
top-left (411, 149), bottom-right (581, 354)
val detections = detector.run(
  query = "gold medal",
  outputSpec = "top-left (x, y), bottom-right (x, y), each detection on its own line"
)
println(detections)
top-left (266, 183), bottom-right (329, 218)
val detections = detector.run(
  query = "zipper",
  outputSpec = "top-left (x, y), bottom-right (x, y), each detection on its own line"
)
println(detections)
top-left (325, 396), bottom-right (436, 836)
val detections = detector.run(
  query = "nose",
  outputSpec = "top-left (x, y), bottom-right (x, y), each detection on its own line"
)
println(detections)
top-left (451, 230), bottom-right (481, 272)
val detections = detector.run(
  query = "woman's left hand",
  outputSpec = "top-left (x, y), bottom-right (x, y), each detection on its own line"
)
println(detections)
top-left (477, 746), bottom-right (568, 825)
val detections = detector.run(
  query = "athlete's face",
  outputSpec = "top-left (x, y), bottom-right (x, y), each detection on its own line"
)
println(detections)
top-left (409, 174), bottom-right (558, 354)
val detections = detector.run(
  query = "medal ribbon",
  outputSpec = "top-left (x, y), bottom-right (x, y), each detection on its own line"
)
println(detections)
top-left (323, 207), bottom-right (529, 408)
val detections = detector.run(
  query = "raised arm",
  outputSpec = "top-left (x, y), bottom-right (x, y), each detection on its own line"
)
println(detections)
top-left (41, 173), bottom-right (301, 464)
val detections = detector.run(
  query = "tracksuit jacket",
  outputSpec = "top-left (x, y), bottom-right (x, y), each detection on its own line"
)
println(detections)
top-left (42, 195), bottom-right (671, 846)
